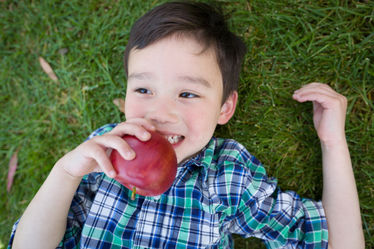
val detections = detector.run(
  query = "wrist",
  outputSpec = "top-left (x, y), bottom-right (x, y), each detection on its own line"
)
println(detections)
top-left (53, 160), bottom-right (84, 183)
top-left (320, 137), bottom-right (348, 151)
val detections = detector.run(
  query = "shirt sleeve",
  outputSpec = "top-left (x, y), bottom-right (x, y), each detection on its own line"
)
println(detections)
top-left (7, 220), bottom-right (19, 249)
top-left (57, 172), bottom-right (104, 248)
top-left (6, 171), bottom-right (105, 249)
top-left (7, 123), bottom-right (117, 249)
top-left (58, 123), bottom-right (117, 248)
top-left (232, 155), bottom-right (328, 249)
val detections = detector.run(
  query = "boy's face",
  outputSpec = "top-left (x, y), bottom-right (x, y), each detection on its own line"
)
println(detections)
top-left (125, 36), bottom-right (236, 163)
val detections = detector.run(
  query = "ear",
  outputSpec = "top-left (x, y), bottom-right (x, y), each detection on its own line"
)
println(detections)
top-left (218, 91), bottom-right (238, 125)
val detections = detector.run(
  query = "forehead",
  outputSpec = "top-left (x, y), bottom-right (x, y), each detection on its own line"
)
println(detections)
top-left (127, 35), bottom-right (223, 91)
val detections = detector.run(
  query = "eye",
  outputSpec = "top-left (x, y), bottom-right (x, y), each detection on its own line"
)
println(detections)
top-left (135, 88), bottom-right (151, 94)
top-left (180, 92), bottom-right (199, 98)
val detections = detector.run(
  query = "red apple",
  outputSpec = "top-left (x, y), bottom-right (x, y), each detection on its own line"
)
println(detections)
top-left (110, 130), bottom-right (177, 199)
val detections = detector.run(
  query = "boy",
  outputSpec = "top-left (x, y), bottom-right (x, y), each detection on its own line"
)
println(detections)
top-left (10, 1), bottom-right (364, 248)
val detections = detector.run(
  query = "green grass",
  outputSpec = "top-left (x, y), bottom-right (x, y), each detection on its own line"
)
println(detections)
top-left (1, 0), bottom-right (373, 248)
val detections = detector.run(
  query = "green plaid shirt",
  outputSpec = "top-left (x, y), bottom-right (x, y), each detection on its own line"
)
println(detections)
top-left (9, 123), bottom-right (328, 248)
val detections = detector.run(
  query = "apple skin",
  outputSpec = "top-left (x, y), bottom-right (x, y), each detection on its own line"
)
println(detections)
top-left (110, 131), bottom-right (177, 197)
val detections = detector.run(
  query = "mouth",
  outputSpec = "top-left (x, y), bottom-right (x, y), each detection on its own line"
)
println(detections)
top-left (164, 135), bottom-right (185, 145)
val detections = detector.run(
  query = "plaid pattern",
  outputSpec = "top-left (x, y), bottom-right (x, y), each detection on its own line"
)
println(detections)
top-left (8, 123), bottom-right (328, 248)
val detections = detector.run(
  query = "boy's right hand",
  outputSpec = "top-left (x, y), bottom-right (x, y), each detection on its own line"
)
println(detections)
top-left (13, 120), bottom-right (156, 249)
top-left (55, 118), bottom-right (156, 179)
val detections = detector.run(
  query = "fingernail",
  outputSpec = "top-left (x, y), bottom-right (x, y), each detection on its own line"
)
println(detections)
top-left (142, 131), bottom-right (151, 140)
top-left (125, 151), bottom-right (135, 160)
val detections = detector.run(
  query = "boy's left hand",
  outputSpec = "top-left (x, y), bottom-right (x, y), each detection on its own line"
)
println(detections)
top-left (292, 82), bottom-right (348, 147)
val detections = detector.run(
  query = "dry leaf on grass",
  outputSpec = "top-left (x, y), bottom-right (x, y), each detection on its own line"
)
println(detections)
top-left (7, 149), bottom-right (19, 193)
top-left (58, 48), bottom-right (69, 55)
top-left (39, 56), bottom-right (58, 82)
top-left (113, 98), bottom-right (126, 113)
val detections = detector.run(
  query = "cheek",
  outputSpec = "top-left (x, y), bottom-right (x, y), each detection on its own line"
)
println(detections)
top-left (124, 97), bottom-right (146, 119)
top-left (183, 105), bottom-right (219, 135)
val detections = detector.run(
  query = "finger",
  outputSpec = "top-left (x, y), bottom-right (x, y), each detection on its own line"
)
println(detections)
top-left (88, 144), bottom-right (117, 178)
top-left (294, 83), bottom-right (337, 97)
top-left (108, 122), bottom-right (153, 141)
top-left (293, 89), bottom-right (333, 103)
top-left (293, 91), bottom-right (346, 110)
top-left (293, 90), bottom-right (336, 103)
top-left (293, 84), bottom-right (343, 104)
top-left (126, 118), bottom-right (156, 131)
top-left (295, 82), bottom-right (334, 92)
top-left (93, 135), bottom-right (136, 160)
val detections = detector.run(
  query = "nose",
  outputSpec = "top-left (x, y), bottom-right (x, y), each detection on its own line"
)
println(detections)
top-left (145, 97), bottom-right (179, 125)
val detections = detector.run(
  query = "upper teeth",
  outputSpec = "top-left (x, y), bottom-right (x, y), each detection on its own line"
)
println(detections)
top-left (165, 135), bottom-right (182, 144)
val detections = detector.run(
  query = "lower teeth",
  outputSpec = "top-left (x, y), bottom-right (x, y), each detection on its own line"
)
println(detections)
top-left (167, 136), bottom-right (180, 144)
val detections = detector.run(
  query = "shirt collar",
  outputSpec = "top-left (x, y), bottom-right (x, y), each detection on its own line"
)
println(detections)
top-left (178, 137), bottom-right (219, 183)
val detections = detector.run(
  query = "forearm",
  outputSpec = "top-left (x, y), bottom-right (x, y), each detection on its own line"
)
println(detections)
top-left (321, 140), bottom-right (364, 249)
top-left (12, 162), bottom-right (82, 249)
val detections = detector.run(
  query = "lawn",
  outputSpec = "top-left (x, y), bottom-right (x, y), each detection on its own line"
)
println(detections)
top-left (1, 0), bottom-right (373, 248)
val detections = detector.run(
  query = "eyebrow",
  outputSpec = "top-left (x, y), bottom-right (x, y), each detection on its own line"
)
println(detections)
top-left (128, 72), bottom-right (154, 81)
top-left (177, 75), bottom-right (211, 88)
top-left (128, 72), bottom-right (211, 88)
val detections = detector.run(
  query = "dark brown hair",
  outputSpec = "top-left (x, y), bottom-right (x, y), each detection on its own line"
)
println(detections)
top-left (123, 1), bottom-right (247, 103)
